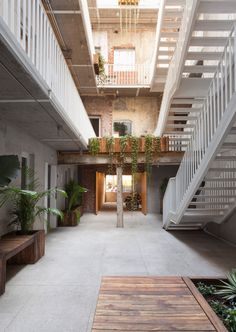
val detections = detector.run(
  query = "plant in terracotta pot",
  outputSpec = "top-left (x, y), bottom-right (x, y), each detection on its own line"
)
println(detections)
top-left (61, 180), bottom-right (88, 226)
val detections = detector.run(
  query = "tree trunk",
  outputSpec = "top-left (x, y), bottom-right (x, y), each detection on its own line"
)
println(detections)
top-left (116, 166), bottom-right (124, 228)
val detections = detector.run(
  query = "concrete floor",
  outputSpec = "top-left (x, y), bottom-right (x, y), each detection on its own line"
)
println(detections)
top-left (0, 212), bottom-right (236, 332)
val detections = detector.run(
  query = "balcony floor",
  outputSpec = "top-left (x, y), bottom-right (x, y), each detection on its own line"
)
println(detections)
top-left (1, 212), bottom-right (235, 331)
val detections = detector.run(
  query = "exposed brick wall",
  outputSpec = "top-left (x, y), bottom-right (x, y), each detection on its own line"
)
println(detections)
top-left (82, 96), bottom-right (113, 136)
top-left (83, 96), bottom-right (162, 137)
top-left (78, 165), bottom-right (109, 213)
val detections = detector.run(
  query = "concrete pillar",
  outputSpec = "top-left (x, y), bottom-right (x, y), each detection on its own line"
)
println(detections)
top-left (116, 166), bottom-right (124, 228)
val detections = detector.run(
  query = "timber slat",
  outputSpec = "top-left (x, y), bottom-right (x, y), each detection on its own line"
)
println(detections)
top-left (92, 276), bottom-right (219, 331)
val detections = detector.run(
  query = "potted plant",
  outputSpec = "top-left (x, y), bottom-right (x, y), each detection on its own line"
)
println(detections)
top-left (0, 169), bottom-right (66, 261)
top-left (60, 180), bottom-right (88, 227)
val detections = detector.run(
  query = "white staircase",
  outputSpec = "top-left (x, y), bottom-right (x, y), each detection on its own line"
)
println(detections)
top-left (154, 0), bottom-right (236, 230)
top-left (163, 24), bottom-right (236, 229)
top-left (150, 0), bottom-right (185, 92)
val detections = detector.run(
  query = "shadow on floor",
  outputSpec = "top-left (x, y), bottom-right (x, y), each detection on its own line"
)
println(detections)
top-left (166, 230), bottom-right (236, 273)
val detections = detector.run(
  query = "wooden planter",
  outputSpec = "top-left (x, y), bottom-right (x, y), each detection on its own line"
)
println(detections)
top-left (96, 137), bottom-right (169, 154)
top-left (59, 206), bottom-right (81, 227)
top-left (8, 230), bottom-right (45, 264)
top-left (187, 277), bottom-right (228, 332)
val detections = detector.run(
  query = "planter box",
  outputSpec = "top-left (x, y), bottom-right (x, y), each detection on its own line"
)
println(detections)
top-left (94, 137), bottom-right (169, 154)
top-left (59, 206), bottom-right (81, 227)
top-left (186, 277), bottom-right (228, 332)
top-left (7, 230), bottom-right (45, 264)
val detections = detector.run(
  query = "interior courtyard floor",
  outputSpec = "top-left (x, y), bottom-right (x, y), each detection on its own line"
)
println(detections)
top-left (0, 212), bottom-right (235, 332)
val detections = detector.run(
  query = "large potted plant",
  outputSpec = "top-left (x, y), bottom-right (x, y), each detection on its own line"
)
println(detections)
top-left (59, 180), bottom-right (88, 227)
top-left (0, 168), bottom-right (66, 261)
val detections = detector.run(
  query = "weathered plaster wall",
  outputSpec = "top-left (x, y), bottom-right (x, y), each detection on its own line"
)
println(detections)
top-left (83, 96), bottom-right (161, 136)
top-left (112, 97), bottom-right (160, 136)
top-left (93, 28), bottom-right (156, 65)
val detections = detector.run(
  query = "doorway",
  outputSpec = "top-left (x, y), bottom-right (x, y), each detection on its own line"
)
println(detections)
top-left (95, 172), bottom-right (147, 215)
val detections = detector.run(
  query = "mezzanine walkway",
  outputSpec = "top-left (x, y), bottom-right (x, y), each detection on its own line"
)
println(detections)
top-left (0, 212), bottom-right (235, 332)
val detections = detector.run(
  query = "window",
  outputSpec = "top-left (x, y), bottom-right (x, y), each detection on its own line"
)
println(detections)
top-left (114, 48), bottom-right (135, 71)
top-left (113, 121), bottom-right (132, 136)
top-left (89, 117), bottom-right (101, 137)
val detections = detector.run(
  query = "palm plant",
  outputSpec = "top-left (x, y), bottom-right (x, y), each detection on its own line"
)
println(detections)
top-left (0, 169), bottom-right (66, 234)
top-left (65, 180), bottom-right (87, 212)
top-left (216, 269), bottom-right (236, 301)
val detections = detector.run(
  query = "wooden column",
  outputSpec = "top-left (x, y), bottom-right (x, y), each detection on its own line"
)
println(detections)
top-left (116, 166), bottom-right (124, 228)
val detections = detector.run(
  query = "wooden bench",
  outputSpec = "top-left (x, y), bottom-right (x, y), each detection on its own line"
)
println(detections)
top-left (0, 230), bottom-right (45, 295)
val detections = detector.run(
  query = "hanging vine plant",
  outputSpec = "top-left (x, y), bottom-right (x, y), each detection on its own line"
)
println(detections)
top-left (88, 138), bottom-right (100, 156)
top-left (130, 136), bottom-right (139, 175)
top-left (153, 136), bottom-right (161, 154)
top-left (119, 135), bottom-right (128, 168)
top-left (106, 136), bottom-right (115, 174)
top-left (145, 134), bottom-right (154, 174)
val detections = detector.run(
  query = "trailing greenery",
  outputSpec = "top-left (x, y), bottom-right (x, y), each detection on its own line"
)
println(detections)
top-left (88, 135), bottom-right (164, 175)
top-left (106, 136), bottom-right (115, 174)
top-left (0, 155), bottom-right (20, 187)
top-left (119, 135), bottom-right (129, 168)
top-left (0, 173), bottom-right (66, 233)
top-left (88, 138), bottom-right (100, 156)
top-left (130, 136), bottom-right (139, 175)
top-left (216, 269), bottom-right (236, 301)
top-left (153, 136), bottom-right (161, 154)
top-left (64, 180), bottom-right (88, 212)
top-left (145, 135), bottom-right (154, 174)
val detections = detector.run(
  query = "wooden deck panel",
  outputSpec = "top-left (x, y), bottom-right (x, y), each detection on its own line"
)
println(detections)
top-left (92, 276), bottom-right (219, 331)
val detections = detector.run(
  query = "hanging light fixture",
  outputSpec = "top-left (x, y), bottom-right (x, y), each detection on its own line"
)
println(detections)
top-left (118, 0), bottom-right (139, 33)
top-left (118, 0), bottom-right (139, 5)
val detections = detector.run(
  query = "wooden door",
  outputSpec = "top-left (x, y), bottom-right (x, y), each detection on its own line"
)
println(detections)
top-left (141, 171), bottom-right (147, 215)
top-left (96, 172), bottom-right (99, 215)
top-left (96, 172), bottom-right (105, 214)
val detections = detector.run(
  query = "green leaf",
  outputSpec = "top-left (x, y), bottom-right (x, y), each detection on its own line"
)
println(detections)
top-left (0, 155), bottom-right (20, 186)
top-left (35, 207), bottom-right (64, 220)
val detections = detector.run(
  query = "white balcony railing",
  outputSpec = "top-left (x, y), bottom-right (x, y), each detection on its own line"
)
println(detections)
top-left (0, 0), bottom-right (95, 145)
top-left (97, 64), bottom-right (151, 87)
top-left (163, 25), bottom-right (236, 228)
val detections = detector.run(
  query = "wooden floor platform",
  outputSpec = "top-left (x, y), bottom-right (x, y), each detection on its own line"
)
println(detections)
top-left (92, 276), bottom-right (226, 331)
